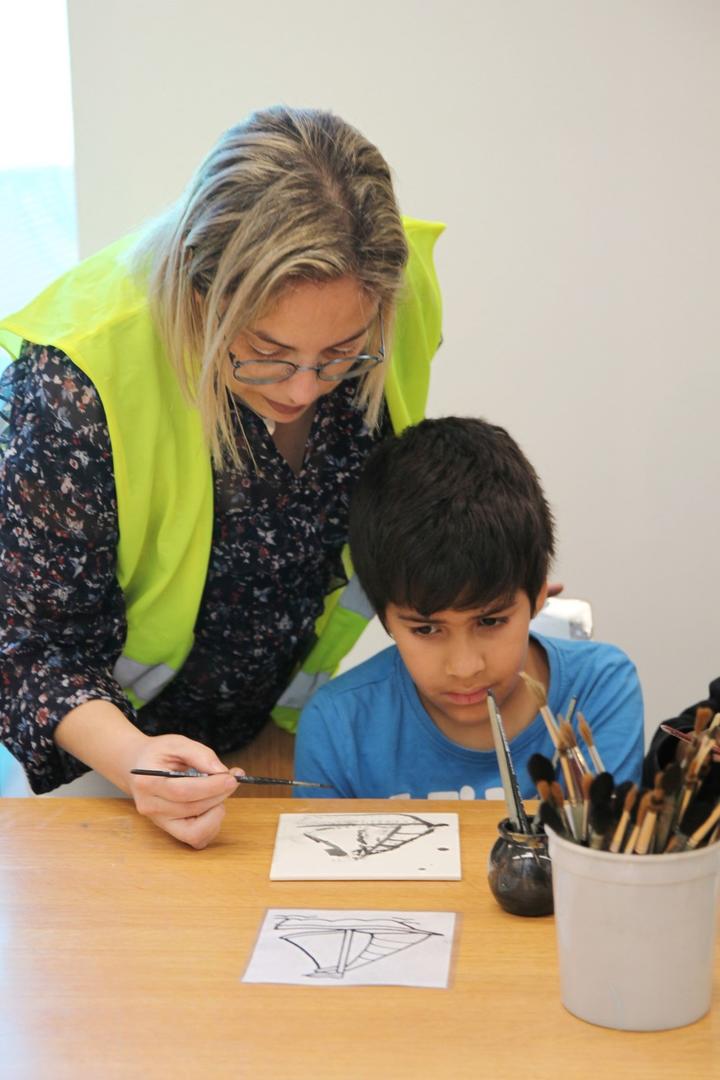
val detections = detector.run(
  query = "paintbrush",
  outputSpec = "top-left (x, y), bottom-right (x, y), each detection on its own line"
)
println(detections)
top-left (686, 801), bottom-right (720, 850)
top-left (659, 724), bottom-right (720, 764)
top-left (695, 755), bottom-right (720, 805)
top-left (487, 688), bottom-right (531, 833)
top-left (548, 778), bottom-right (577, 838)
top-left (680, 706), bottom-right (714, 766)
top-left (520, 671), bottom-right (561, 752)
top-left (130, 768), bottom-right (332, 789)
top-left (634, 775), bottom-right (665, 854)
top-left (538, 796), bottom-right (569, 838)
top-left (588, 799), bottom-right (615, 850)
top-left (624, 790), bottom-right (650, 853)
top-left (580, 772), bottom-right (594, 842)
top-left (652, 762), bottom-right (684, 852)
top-left (527, 753), bottom-right (557, 832)
top-left (587, 772), bottom-right (614, 847)
top-left (674, 732), bottom-right (717, 825)
top-left (608, 783), bottom-right (637, 853)
top-left (578, 712), bottom-right (605, 774)
top-left (555, 726), bottom-right (583, 839)
top-left (527, 752), bottom-right (556, 795)
top-left (520, 672), bottom-right (584, 826)
top-left (665, 801), bottom-right (716, 853)
top-left (559, 719), bottom-right (591, 777)
top-left (528, 765), bottom-right (569, 838)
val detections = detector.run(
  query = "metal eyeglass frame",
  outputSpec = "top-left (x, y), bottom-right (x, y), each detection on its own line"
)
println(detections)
top-left (229, 313), bottom-right (385, 385)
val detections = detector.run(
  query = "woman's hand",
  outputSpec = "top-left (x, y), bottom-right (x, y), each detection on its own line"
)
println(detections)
top-left (56, 701), bottom-right (240, 849)
top-left (128, 734), bottom-right (240, 849)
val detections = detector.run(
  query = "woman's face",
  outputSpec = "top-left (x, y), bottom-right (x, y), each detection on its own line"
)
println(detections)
top-left (227, 276), bottom-right (378, 425)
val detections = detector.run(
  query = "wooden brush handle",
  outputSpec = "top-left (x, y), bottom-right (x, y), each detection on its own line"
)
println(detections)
top-left (609, 809), bottom-right (630, 853)
top-left (687, 803), bottom-right (720, 849)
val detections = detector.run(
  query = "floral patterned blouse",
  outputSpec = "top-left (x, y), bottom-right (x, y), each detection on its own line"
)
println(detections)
top-left (0, 344), bottom-right (387, 792)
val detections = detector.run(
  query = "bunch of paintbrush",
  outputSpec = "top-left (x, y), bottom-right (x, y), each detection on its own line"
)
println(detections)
top-left (487, 689), bottom-right (532, 833)
top-left (525, 701), bottom-right (720, 854)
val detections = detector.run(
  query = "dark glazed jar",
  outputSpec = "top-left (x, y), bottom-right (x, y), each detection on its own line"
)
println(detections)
top-left (487, 818), bottom-right (554, 916)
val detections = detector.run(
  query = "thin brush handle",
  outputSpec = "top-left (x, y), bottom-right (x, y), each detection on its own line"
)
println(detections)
top-left (519, 671), bottom-right (561, 750)
top-left (676, 778), bottom-right (700, 826)
top-left (634, 809), bottom-right (659, 854)
top-left (558, 754), bottom-right (580, 805)
top-left (130, 768), bottom-right (331, 789)
top-left (588, 745), bottom-right (605, 774)
top-left (578, 713), bottom-right (605, 773)
top-left (235, 775), bottom-right (331, 788)
top-left (581, 799), bottom-right (590, 844)
top-left (609, 809), bottom-right (630, 853)
top-left (623, 823), bottom-right (640, 854)
top-left (563, 801), bottom-right (579, 840)
top-left (571, 744), bottom-right (591, 774)
top-left (540, 706), bottom-right (561, 750)
top-left (487, 690), bottom-right (531, 833)
top-left (654, 801), bottom-right (676, 853)
top-left (687, 802), bottom-right (720, 849)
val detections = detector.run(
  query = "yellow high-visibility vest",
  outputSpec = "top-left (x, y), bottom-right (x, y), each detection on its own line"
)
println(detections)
top-left (0, 217), bottom-right (444, 727)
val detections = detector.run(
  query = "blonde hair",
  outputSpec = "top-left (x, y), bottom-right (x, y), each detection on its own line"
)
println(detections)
top-left (132, 106), bottom-right (408, 467)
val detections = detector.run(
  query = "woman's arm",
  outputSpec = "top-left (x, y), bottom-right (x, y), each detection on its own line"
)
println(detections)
top-left (0, 345), bottom-right (132, 786)
top-left (0, 347), bottom-right (235, 845)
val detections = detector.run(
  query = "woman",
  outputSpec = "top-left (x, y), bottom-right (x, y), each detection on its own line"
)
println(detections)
top-left (0, 106), bottom-right (444, 846)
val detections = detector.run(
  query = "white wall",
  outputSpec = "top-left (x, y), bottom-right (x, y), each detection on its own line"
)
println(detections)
top-left (67, 0), bottom-right (720, 738)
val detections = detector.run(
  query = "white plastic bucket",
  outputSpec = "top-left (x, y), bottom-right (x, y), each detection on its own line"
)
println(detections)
top-left (546, 828), bottom-right (720, 1030)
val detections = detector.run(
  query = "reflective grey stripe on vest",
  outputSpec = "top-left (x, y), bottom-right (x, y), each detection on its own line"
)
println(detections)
top-left (337, 574), bottom-right (375, 622)
top-left (275, 670), bottom-right (331, 711)
top-left (274, 575), bottom-right (376, 711)
top-left (114, 655), bottom-right (177, 703)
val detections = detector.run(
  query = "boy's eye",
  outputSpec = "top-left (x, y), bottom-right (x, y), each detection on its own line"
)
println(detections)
top-left (411, 624), bottom-right (439, 637)
top-left (477, 616), bottom-right (508, 629)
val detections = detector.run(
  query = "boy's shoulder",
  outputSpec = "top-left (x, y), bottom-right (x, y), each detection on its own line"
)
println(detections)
top-left (536, 631), bottom-right (638, 702)
top-left (538, 632), bottom-right (634, 668)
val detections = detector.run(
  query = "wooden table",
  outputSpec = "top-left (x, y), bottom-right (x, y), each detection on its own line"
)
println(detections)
top-left (0, 798), bottom-right (718, 1079)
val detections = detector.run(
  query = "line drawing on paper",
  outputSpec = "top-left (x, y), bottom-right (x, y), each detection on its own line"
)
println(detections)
top-left (299, 813), bottom-right (449, 861)
top-left (274, 914), bottom-right (441, 979)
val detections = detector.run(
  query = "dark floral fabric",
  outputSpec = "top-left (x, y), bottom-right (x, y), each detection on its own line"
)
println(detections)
top-left (0, 344), bottom-right (386, 792)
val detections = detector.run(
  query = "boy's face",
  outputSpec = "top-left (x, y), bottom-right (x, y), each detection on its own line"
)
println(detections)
top-left (384, 587), bottom-right (547, 749)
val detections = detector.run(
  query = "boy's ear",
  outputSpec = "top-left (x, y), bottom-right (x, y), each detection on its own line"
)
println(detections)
top-left (532, 581), bottom-right (549, 618)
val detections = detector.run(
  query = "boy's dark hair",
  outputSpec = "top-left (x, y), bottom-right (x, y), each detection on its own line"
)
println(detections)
top-left (349, 416), bottom-right (555, 618)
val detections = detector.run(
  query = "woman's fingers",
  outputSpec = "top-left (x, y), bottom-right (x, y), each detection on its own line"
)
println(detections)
top-left (138, 733), bottom-right (231, 776)
top-left (129, 734), bottom-right (239, 845)
top-left (151, 803), bottom-right (227, 850)
top-left (133, 784), bottom-right (236, 820)
top-left (131, 770), bottom-right (237, 807)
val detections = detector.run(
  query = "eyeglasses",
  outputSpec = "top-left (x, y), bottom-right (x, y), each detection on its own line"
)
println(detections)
top-left (229, 314), bottom-right (385, 385)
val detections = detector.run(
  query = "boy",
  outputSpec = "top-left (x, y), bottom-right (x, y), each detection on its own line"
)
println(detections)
top-left (294, 417), bottom-right (644, 799)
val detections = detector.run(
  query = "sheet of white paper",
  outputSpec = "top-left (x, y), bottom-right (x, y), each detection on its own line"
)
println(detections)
top-left (269, 811), bottom-right (461, 880)
top-left (242, 908), bottom-right (457, 987)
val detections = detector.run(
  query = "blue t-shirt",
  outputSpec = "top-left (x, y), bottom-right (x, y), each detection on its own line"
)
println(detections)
top-left (293, 633), bottom-right (644, 799)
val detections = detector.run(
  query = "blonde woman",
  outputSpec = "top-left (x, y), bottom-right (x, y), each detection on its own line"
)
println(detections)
top-left (0, 106), bottom-right (444, 847)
